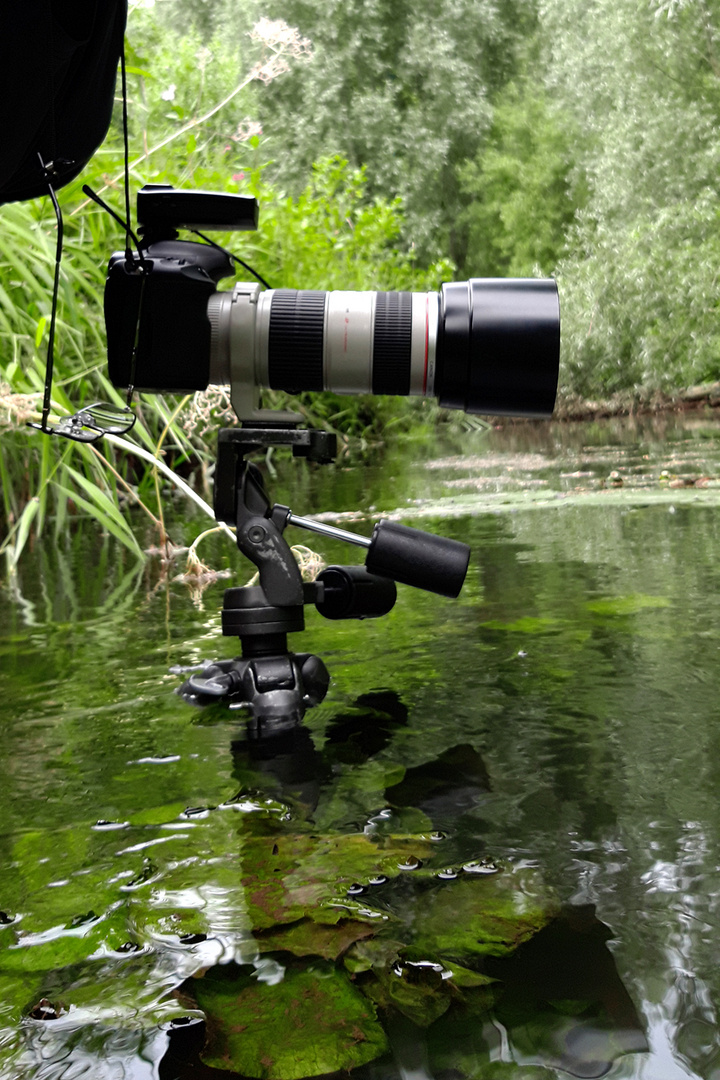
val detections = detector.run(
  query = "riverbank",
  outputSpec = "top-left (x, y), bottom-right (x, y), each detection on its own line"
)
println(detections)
top-left (553, 381), bottom-right (720, 421)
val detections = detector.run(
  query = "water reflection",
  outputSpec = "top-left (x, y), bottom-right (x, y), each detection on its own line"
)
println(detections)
top-left (485, 908), bottom-right (648, 1078)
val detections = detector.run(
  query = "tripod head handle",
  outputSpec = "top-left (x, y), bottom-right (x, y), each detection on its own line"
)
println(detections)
top-left (284, 512), bottom-right (470, 599)
top-left (366, 520), bottom-right (470, 598)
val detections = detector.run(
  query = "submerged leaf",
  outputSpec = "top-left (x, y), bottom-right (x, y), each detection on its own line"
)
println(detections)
top-left (384, 743), bottom-right (491, 812)
top-left (254, 917), bottom-right (376, 960)
top-left (361, 960), bottom-right (453, 1027)
top-left (193, 963), bottom-right (389, 1078)
top-left (349, 945), bottom-right (499, 1027)
top-left (412, 866), bottom-right (559, 960)
top-left (343, 937), bottom-right (405, 975)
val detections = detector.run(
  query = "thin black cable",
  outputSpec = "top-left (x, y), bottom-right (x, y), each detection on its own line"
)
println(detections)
top-left (37, 154), bottom-right (63, 433)
top-left (120, 43), bottom-right (133, 267)
top-left (191, 229), bottom-right (272, 290)
top-left (82, 185), bottom-right (141, 250)
top-left (119, 38), bottom-right (141, 406)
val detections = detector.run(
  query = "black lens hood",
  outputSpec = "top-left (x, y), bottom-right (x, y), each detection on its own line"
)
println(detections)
top-left (437, 278), bottom-right (560, 418)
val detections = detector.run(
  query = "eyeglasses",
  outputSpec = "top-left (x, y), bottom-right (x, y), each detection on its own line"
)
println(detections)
top-left (27, 400), bottom-right (136, 442)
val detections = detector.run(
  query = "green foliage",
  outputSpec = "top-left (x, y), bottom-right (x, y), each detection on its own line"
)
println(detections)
top-left (234, 153), bottom-right (452, 292)
top-left (256, 0), bottom-right (537, 263)
top-left (541, 0), bottom-right (720, 397)
top-left (457, 82), bottom-right (587, 277)
top-left (558, 190), bottom-right (720, 397)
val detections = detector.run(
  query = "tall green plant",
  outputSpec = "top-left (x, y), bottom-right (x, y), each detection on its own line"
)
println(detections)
top-left (457, 82), bottom-right (587, 278)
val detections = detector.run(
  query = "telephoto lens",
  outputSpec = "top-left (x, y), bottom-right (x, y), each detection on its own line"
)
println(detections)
top-left (207, 278), bottom-right (559, 419)
top-left (106, 230), bottom-right (560, 420)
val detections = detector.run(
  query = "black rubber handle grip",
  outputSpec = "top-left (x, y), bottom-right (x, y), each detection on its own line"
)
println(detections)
top-left (365, 520), bottom-right (470, 598)
top-left (315, 565), bottom-right (397, 620)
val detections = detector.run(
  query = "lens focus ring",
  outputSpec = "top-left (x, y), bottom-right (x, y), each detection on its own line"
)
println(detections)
top-left (372, 292), bottom-right (412, 395)
top-left (268, 290), bottom-right (325, 392)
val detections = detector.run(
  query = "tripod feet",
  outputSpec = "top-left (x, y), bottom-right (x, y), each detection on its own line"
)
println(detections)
top-left (177, 653), bottom-right (330, 730)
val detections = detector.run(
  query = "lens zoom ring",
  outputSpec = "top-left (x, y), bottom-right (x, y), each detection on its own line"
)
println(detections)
top-left (372, 292), bottom-right (412, 395)
top-left (268, 290), bottom-right (326, 392)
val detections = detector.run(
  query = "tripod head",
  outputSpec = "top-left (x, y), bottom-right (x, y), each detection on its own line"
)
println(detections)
top-left (177, 423), bottom-right (470, 735)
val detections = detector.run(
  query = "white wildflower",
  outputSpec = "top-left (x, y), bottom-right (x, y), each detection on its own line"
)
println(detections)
top-left (233, 118), bottom-right (263, 143)
top-left (195, 47), bottom-right (212, 72)
top-left (248, 19), bottom-right (312, 85)
top-left (0, 384), bottom-right (39, 427)
top-left (182, 388), bottom-right (236, 439)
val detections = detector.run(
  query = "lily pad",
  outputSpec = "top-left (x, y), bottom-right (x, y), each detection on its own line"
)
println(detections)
top-left (192, 962), bottom-right (389, 1078)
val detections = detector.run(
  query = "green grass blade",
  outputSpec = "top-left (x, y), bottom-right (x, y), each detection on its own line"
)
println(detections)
top-left (53, 481), bottom-right (143, 557)
top-left (6, 497), bottom-right (39, 571)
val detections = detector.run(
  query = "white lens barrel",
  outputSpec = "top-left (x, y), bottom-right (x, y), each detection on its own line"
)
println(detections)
top-left (324, 291), bottom-right (376, 394)
top-left (410, 292), bottom-right (438, 398)
top-left (208, 286), bottom-right (438, 420)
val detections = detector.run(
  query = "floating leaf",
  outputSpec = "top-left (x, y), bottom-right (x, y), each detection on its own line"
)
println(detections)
top-left (480, 616), bottom-right (562, 633)
top-left (240, 831), bottom-right (433, 930)
top-left (193, 962), bottom-right (389, 1078)
top-left (0, 910), bottom-right (129, 974)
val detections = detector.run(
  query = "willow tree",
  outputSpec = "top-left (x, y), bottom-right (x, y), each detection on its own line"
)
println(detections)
top-left (256, 0), bottom-right (538, 265)
top-left (541, 0), bottom-right (720, 396)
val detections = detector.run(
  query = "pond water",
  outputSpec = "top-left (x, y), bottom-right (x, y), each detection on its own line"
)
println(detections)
top-left (3, 414), bottom-right (720, 1079)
